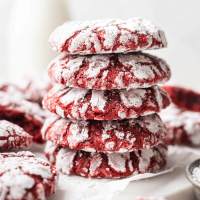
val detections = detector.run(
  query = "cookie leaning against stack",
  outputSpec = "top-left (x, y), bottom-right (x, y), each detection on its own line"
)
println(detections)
top-left (43, 18), bottom-right (171, 179)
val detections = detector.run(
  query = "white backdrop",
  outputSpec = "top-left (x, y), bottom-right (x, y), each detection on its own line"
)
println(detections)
top-left (0, 0), bottom-right (200, 89)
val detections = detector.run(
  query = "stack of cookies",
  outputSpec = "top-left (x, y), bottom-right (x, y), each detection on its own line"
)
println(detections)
top-left (42, 18), bottom-right (171, 178)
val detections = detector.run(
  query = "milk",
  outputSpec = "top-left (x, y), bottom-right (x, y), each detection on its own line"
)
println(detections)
top-left (7, 0), bottom-right (69, 81)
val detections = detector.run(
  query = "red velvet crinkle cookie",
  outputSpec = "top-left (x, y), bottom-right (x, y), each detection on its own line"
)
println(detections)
top-left (0, 80), bottom-right (52, 106)
top-left (0, 151), bottom-right (56, 200)
top-left (43, 85), bottom-right (170, 120)
top-left (160, 105), bottom-right (200, 146)
top-left (0, 120), bottom-right (32, 151)
top-left (49, 18), bottom-right (167, 54)
top-left (18, 79), bottom-right (52, 105)
top-left (45, 141), bottom-right (167, 179)
top-left (0, 83), bottom-right (24, 99)
top-left (42, 114), bottom-right (166, 153)
top-left (163, 86), bottom-right (200, 113)
top-left (0, 91), bottom-right (47, 143)
top-left (48, 52), bottom-right (171, 90)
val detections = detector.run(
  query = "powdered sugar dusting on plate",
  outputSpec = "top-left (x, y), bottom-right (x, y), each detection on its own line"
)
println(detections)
top-left (192, 166), bottom-right (200, 184)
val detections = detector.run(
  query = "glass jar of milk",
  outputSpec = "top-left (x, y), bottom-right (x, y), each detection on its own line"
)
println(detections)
top-left (7, 0), bottom-right (69, 81)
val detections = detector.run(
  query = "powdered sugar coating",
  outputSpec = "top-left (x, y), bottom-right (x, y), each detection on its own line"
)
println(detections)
top-left (49, 18), bottom-right (167, 54)
top-left (108, 153), bottom-right (127, 172)
top-left (56, 149), bottom-right (76, 175)
top-left (45, 142), bottom-right (167, 179)
top-left (0, 151), bottom-right (56, 200)
top-left (160, 104), bottom-right (200, 146)
top-left (0, 120), bottom-right (32, 150)
top-left (42, 114), bottom-right (166, 152)
top-left (48, 52), bottom-right (171, 90)
top-left (0, 91), bottom-right (48, 143)
top-left (43, 85), bottom-right (170, 120)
